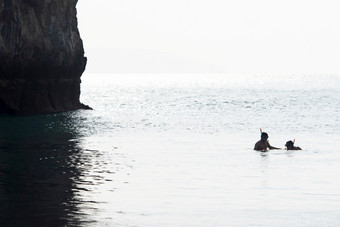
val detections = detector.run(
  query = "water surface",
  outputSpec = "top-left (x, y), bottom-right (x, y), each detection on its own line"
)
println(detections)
top-left (1, 74), bottom-right (340, 226)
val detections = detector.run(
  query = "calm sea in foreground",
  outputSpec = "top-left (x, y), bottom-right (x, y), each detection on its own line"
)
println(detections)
top-left (1, 74), bottom-right (340, 226)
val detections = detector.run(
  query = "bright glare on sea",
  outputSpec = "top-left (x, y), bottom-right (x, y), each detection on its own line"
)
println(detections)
top-left (1, 74), bottom-right (340, 226)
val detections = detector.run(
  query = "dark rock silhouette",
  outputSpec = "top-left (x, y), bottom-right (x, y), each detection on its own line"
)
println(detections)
top-left (0, 0), bottom-right (90, 115)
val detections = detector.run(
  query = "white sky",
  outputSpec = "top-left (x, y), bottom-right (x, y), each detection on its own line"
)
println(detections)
top-left (77, 0), bottom-right (340, 74)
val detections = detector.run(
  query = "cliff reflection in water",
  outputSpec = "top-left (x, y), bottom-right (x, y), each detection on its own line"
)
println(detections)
top-left (0, 112), bottom-right (95, 226)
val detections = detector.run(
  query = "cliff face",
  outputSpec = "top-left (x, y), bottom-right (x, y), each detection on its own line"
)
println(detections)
top-left (0, 0), bottom-right (89, 115)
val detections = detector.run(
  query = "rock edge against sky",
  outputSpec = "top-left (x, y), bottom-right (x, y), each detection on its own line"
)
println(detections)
top-left (0, 0), bottom-right (89, 115)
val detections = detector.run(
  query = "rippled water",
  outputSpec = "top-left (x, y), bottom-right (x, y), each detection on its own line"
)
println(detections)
top-left (1, 74), bottom-right (340, 226)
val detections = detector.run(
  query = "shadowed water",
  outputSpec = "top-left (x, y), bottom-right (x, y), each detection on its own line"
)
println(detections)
top-left (0, 113), bottom-right (129, 226)
top-left (1, 74), bottom-right (340, 226)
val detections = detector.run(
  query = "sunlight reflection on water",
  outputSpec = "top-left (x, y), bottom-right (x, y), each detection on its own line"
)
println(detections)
top-left (1, 74), bottom-right (340, 226)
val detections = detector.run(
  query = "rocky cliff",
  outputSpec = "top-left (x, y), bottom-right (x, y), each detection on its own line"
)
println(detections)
top-left (0, 0), bottom-right (89, 115)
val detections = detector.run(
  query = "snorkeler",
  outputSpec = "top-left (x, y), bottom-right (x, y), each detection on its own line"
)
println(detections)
top-left (254, 132), bottom-right (280, 151)
top-left (285, 140), bottom-right (302, 150)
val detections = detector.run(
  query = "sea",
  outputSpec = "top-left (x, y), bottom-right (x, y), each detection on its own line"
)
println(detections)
top-left (0, 73), bottom-right (340, 226)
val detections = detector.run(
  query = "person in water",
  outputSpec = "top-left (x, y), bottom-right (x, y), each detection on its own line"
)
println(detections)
top-left (285, 140), bottom-right (302, 150)
top-left (254, 132), bottom-right (280, 151)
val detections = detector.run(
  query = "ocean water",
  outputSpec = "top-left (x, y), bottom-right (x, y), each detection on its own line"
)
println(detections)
top-left (0, 74), bottom-right (340, 226)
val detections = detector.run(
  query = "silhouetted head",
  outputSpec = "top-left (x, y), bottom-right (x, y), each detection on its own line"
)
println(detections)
top-left (261, 132), bottom-right (268, 142)
top-left (285, 140), bottom-right (294, 148)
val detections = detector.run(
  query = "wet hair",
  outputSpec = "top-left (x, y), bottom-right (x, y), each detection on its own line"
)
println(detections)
top-left (285, 140), bottom-right (294, 147)
top-left (261, 132), bottom-right (268, 140)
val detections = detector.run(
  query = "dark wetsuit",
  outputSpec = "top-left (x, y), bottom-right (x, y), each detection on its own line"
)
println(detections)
top-left (286, 146), bottom-right (302, 150)
top-left (254, 140), bottom-right (278, 151)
